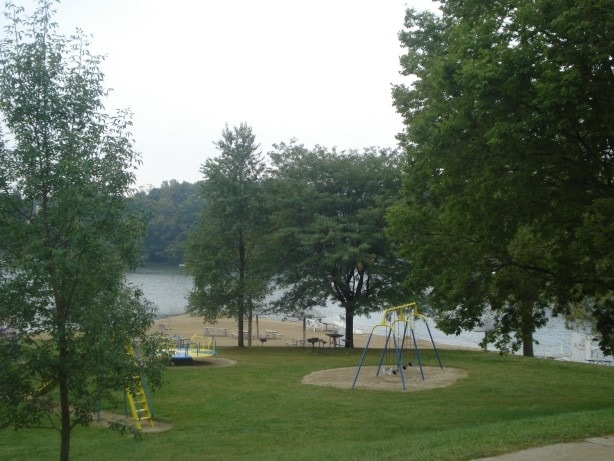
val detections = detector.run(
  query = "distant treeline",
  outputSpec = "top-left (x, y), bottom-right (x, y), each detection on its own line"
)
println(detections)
top-left (131, 180), bottom-right (205, 265)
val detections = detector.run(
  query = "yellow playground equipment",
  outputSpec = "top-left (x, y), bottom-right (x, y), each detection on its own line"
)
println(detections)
top-left (352, 302), bottom-right (443, 391)
top-left (168, 333), bottom-right (217, 363)
top-left (125, 344), bottom-right (154, 431)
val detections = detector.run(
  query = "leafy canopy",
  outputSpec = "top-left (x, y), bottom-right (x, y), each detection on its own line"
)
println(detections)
top-left (388, 0), bottom-right (614, 354)
top-left (130, 180), bottom-right (205, 264)
top-left (266, 142), bottom-right (411, 347)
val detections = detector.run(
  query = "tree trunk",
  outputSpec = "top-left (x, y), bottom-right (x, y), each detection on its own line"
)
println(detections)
top-left (345, 307), bottom-right (355, 348)
top-left (58, 329), bottom-right (71, 461)
top-left (56, 294), bottom-right (72, 461)
top-left (522, 329), bottom-right (534, 356)
top-left (59, 375), bottom-right (71, 461)
top-left (238, 230), bottom-right (246, 347)
top-left (247, 306), bottom-right (253, 347)
top-left (237, 305), bottom-right (245, 347)
top-left (520, 301), bottom-right (534, 357)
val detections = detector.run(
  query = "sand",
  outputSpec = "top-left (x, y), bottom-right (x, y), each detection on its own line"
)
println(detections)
top-left (303, 365), bottom-right (468, 392)
top-left (150, 313), bottom-right (398, 349)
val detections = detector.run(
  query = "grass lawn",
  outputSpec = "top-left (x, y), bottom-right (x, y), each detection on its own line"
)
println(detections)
top-left (1, 347), bottom-right (613, 460)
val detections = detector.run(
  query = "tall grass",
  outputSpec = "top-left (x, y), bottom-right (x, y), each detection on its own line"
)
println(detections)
top-left (1, 347), bottom-right (613, 460)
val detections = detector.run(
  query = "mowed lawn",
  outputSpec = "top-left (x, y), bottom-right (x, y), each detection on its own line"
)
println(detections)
top-left (1, 347), bottom-right (613, 460)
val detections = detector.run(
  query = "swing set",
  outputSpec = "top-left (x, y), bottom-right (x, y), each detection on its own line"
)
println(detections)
top-left (352, 302), bottom-right (443, 391)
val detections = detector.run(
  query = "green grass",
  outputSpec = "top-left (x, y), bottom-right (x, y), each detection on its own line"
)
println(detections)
top-left (1, 348), bottom-right (613, 460)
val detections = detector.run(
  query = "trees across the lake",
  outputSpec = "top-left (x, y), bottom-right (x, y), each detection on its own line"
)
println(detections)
top-left (131, 180), bottom-right (204, 265)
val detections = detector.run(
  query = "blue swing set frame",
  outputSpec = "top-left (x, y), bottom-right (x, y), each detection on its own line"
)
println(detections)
top-left (352, 302), bottom-right (443, 391)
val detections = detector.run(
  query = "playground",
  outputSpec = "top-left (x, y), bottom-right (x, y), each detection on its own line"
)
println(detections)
top-left (4, 302), bottom-right (613, 459)
top-left (2, 342), bottom-right (614, 460)
top-left (110, 303), bottom-right (454, 433)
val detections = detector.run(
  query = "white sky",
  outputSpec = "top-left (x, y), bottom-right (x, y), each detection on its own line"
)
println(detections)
top-left (46, 1), bottom-right (438, 188)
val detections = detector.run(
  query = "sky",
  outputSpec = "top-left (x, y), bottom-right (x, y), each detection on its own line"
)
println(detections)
top-left (42, 0), bottom-right (439, 188)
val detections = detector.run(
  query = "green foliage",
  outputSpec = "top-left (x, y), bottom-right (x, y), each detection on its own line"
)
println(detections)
top-left (389, 1), bottom-right (614, 355)
top-left (267, 142), bottom-right (412, 347)
top-left (186, 124), bottom-right (269, 346)
top-left (106, 420), bottom-right (142, 439)
top-left (130, 180), bottom-right (205, 264)
top-left (186, 135), bottom-right (411, 349)
top-left (0, 1), bottom-right (166, 459)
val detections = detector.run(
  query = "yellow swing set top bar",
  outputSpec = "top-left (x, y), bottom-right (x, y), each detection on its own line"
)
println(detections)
top-left (374, 302), bottom-right (421, 331)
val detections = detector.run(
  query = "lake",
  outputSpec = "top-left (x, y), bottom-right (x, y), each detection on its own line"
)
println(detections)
top-left (126, 265), bottom-right (596, 358)
top-left (126, 265), bottom-right (192, 317)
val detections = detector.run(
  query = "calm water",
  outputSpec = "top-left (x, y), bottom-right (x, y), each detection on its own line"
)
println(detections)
top-left (126, 265), bottom-right (192, 317)
top-left (127, 265), bottom-right (582, 356)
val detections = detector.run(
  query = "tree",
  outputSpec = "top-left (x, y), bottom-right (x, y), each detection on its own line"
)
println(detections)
top-left (266, 142), bottom-right (411, 348)
top-left (388, 1), bottom-right (614, 355)
top-left (0, 2), bottom-right (165, 459)
top-left (186, 124), bottom-right (269, 347)
top-left (131, 180), bottom-right (205, 264)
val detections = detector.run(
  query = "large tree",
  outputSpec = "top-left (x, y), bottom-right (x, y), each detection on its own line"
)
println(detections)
top-left (267, 142), bottom-right (411, 348)
top-left (186, 124), bottom-right (269, 346)
top-left (0, 2), bottom-right (165, 460)
top-left (388, 1), bottom-right (613, 355)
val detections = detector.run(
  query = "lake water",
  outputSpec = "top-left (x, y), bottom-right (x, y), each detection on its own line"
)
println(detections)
top-left (126, 265), bottom-right (192, 317)
top-left (126, 265), bottom-right (592, 358)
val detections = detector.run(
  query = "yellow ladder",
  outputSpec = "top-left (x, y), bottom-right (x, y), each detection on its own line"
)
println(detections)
top-left (125, 379), bottom-right (153, 430)
top-left (125, 345), bottom-right (154, 430)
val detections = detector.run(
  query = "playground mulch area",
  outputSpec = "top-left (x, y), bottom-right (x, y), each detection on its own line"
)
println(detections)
top-left (93, 411), bottom-right (173, 433)
top-left (302, 365), bottom-right (468, 392)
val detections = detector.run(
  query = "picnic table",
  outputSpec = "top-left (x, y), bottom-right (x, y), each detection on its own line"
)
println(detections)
top-left (325, 332), bottom-right (344, 348)
top-left (204, 327), bottom-right (229, 336)
top-left (264, 329), bottom-right (282, 339)
top-left (307, 337), bottom-right (327, 351)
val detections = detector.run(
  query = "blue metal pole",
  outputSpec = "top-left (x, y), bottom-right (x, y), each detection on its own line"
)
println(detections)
top-left (391, 328), bottom-right (407, 390)
top-left (376, 327), bottom-right (393, 377)
top-left (411, 326), bottom-right (425, 380)
top-left (353, 330), bottom-right (375, 389)
top-left (424, 320), bottom-right (443, 369)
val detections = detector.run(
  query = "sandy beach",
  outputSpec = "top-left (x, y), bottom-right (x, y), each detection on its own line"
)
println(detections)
top-left (150, 313), bottom-right (395, 349)
top-left (147, 313), bottom-right (450, 350)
